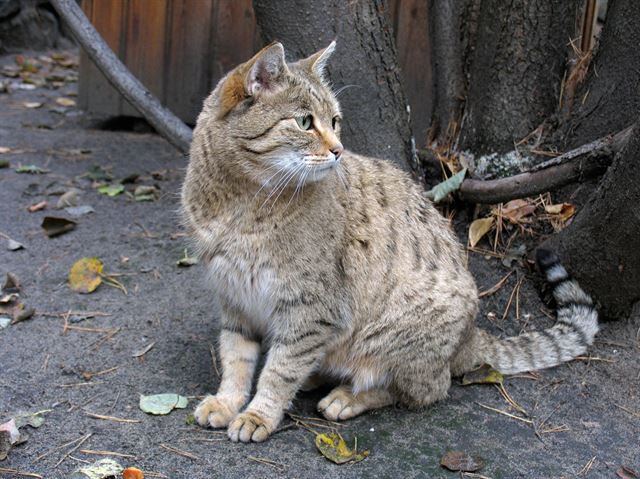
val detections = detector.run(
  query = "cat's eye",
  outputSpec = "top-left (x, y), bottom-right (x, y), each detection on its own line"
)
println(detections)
top-left (332, 116), bottom-right (340, 130)
top-left (296, 115), bottom-right (314, 130)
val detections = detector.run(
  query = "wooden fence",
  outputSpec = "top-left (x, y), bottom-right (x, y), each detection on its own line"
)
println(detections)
top-left (79, 0), bottom-right (432, 139)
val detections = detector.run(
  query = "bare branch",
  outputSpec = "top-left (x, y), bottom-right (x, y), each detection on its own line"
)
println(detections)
top-left (50, 0), bottom-right (192, 154)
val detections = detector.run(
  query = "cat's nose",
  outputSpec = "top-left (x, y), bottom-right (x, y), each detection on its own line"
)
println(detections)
top-left (330, 143), bottom-right (344, 159)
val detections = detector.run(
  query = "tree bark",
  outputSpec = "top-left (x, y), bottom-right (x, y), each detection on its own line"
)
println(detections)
top-left (562, 0), bottom-right (640, 149)
top-left (460, 0), bottom-right (579, 155)
top-left (252, 0), bottom-right (416, 172)
top-left (541, 122), bottom-right (640, 320)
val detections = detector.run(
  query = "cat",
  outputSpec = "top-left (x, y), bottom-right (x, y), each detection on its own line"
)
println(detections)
top-left (180, 41), bottom-right (599, 443)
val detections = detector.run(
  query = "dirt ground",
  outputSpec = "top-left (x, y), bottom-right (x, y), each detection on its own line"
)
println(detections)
top-left (1, 51), bottom-right (639, 479)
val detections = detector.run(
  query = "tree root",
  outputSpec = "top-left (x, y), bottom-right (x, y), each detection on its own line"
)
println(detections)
top-left (50, 0), bottom-right (193, 154)
top-left (459, 127), bottom-right (633, 204)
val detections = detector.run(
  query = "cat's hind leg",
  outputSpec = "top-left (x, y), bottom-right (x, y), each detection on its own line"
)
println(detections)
top-left (318, 385), bottom-right (394, 421)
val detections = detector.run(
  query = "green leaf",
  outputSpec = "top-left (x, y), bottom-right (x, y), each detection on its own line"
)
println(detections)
top-left (15, 164), bottom-right (48, 174)
top-left (69, 458), bottom-right (123, 479)
top-left (426, 168), bottom-right (467, 203)
top-left (139, 393), bottom-right (188, 415)
top-left (176, 249), bottom-right (198, 267)
top-left (13, 410), bottom-right (49, 428)
top-left (315, 432), bottom-right (369, 465)
top-left (97, 184), bottom-right (124, 197)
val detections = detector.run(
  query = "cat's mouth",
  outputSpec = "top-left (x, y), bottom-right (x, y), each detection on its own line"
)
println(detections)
top-left (303, 155), bottom-right (340, 171)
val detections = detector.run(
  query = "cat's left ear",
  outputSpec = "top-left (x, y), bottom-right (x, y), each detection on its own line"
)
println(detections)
top-left (299, 40), bottom-right (336, 79)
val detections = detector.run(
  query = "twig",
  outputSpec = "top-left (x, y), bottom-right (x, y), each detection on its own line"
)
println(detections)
top-left (460, 127), bottom-right (632, 204)
top-left (577, 456), bottom-right (597, 476)
top-left (476, 402), bottom-right (533, 424)
top-left (79, 449), bottom-right (137, 459)
top-left (34, 435), bottom-right (87, 462)
top-left (574, 355), bottom-right (615, 363)
top-left (159, 444), bottom-right (200, 461)
top-left (478, 270), bottom-right (513, 298)
top-left (49, 0), bottom-right (192, 153)
top-left (84, 412), bottom-right (141, 423)
top-left (614, 403), bottom-right (640, 419)
top-left (57, 381), bottom-right (105, 388)
top-left (54, 432), bottom-right (93, 468)
top-left (132, 341), bottom-right (156, 358)
top-left (247, 456), bottom-right (286, 472)
top-left (0, 468), bottom-right (44, 478)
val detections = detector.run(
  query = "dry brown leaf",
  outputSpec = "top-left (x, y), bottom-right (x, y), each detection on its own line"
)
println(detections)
top-left (69, 257), bottom-right (103, 294)
top-left (501, 199), bottom-right (537, 223)
top-left (545, 203), bottom-right (576, 221)
top-left (468, 217), bottom-right (495, 248)
top-left (440, 450), bottom-right (484, 472)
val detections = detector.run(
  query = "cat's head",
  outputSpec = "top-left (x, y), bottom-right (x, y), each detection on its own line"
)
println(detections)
top-left (201, 42), bottom-right (344, 186)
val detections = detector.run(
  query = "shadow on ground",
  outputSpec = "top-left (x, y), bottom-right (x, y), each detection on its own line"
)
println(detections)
top-left (1, 50), bottom-right (638, 479)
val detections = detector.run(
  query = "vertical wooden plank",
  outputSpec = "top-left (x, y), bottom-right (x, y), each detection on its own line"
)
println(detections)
top-left (211, 0), bottom-right (260, 86)
top-left (121, 0), bottom-right (169, 116)
top-left (165, 0), bottom-right (214, 124)
top-left (78, 0), bottom-right (126, 117)
top-left (394, 0), bottom-right (433, 146)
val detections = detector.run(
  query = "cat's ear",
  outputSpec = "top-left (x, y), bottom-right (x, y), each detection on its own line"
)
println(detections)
top-left (245, 42), bottom-right (288, 96)
top-left (299, 40), bottom-right (336, 79)
top-left (216, 43), bottom-right (287, 118)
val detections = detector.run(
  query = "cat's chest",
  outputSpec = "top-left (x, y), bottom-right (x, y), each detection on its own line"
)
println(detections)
top-left (207, 246), bottom-right (277, 329)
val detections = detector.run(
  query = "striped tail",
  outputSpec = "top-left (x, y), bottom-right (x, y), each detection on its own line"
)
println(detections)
top-left (476, 249), bottom-right (599, 374)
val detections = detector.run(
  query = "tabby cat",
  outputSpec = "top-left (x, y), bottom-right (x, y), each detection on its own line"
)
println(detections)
top-left (180, 42), bottom-right (599, 443)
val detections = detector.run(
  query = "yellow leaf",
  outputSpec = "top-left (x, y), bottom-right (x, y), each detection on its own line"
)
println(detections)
top-left (56, 97), bottom-right (76, 107)
top-left (461, 364), bottom-right (504, 386)
top-left (468, 217), bottom-right (495, 248)
top-left (545, 202), bottom-right (576, 221)
top-left (68, 257), bottom-right (103, 294)
top-left (315, 432), bottom-right (369, 465)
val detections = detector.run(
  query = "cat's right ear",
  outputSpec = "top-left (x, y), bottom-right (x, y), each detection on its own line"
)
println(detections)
top-left (245, 42), bottom-right (288, 96)
top-left (217, 43), bottom-right (287, 118)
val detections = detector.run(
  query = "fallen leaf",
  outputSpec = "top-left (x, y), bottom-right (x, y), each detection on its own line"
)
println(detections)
top-left (0, 147), bottom-right (11, 154)
top-left (65, 205), bottom-right (95, 217)
top-left (13, 410), bottom-right (48, 429)
top-left (15, 164), bottom-right (48, 174)
top-left (97, 184), bottom-right (124, 197)
top-left (617, 466), bottom-right (639, 479)
top-left (545, 202), bottom-right (576, 222)
top-left (27, 200), bottom-right (48, 212)
top-left (500, 199), bottom-right (536, 224)
top-left (122, 467), bottom-right (144, 479)
top-left (6, 239), bottom-right (24, 251)
top-left (68, 458), bottom-right (123, 479)
top-left (23, 101), bottom-right (42, 109)
top-left (440, 451), bottom-right (484, 472)
top-left (139, 393), bottom-right (188, 415)
top-left (132, 341), bottom-right (156, 358)
top-left (0, 317), bottom-right (10, 329)
top-left (57, 189), bottom-right (80, 208)
top-left (0, 419), bottom-right (20, 460)
top-left (176, 250), bottom-right (198, 267)
top-left (86, 165), bottom-right (112, 182)
top-left (69, 258), bottom-right (103, 294)
top-left (41, 216), bottom-right (77, 237)
top-left (11, 304), bottom-right (35, 324)
top-left (502, 244), bottom-right (527, 268)
top-left (55, 97), bottom-right (76, 107)
top-left (185, 414), bottom-right (196, 426)
top-left (426, 168), bottom-right (467, 203)
top-left (134, 185), bottom-right (157, 202)
top-left (0, 160), bottom-right (9, 168)
top-left (462, 364), bottom-right (504, 386)
top-left (315, 432), bottom-right (369, 465)
top-left (1, 274), bottom-right (18, 295)
top-left (468, 217), bottom-right (495, 248)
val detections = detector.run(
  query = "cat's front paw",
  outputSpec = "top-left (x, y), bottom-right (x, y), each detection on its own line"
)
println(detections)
top-left (227, 411), bottom-right (275, 443)
top-left (194, 395), bottom-right (238, 428)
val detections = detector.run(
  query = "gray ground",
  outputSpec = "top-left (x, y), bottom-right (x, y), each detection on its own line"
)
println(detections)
top-left (1, 51), bottom-right (639, 479)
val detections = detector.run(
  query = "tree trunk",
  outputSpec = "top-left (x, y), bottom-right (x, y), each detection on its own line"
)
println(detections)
top-left (252, 0), bottom-right (416, 172)
top-left (460, 0), bottom-right (579, 155)
top-left (562, 0), bottom-right (640, 149)
top-left (541, 122), bottom-right (640, 320)
top-left (540, 0), bottom-right (640, 320)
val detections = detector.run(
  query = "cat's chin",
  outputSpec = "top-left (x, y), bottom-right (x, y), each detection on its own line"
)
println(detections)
top-left (302, 157), bottom-right (340, 183)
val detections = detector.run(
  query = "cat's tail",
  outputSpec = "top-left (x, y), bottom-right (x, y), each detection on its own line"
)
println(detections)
top-left (458, 249), bottom-right (599, 375)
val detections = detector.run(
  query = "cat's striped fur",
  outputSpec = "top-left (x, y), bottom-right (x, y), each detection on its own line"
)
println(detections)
top-left (180, 42), bottom-right (599, 443)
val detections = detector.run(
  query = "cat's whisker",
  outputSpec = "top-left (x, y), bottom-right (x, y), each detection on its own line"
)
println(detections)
top-left (270, 164), bottom-right (306, 213)
top-left (262, 165), bottom-right (302, 211)
top-left (334, 84), bottom-right (360, 98)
